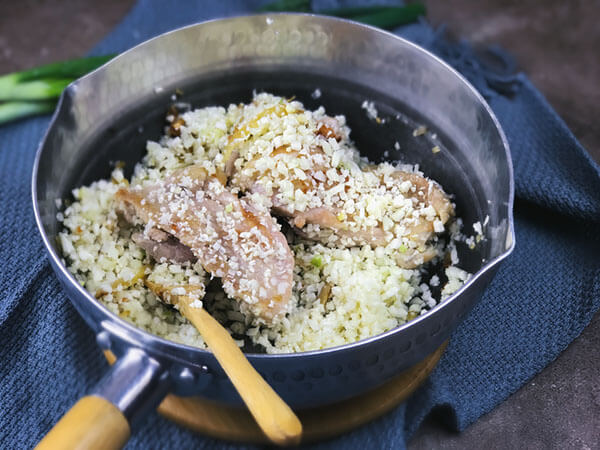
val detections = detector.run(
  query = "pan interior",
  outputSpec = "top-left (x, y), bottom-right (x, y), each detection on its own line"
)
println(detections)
top-left (35, 68), bottom-right (503, 359)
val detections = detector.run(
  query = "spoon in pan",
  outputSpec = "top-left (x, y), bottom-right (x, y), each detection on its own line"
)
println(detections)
top-left (145, 279), bottom-right (302, 446)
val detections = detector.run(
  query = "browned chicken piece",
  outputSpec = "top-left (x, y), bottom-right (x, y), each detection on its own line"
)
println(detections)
top-left (115, 165), bottom-right (295, 323)
top-left (131, 230), bottom-right (196, 265)
top-left (289, 169), bottom-right (454, 268)
top-left (225, 107), bottom-right (453, 267)
top-left (277, 206), bottom-right (388, 248)
top-left (315, 116), bottom-right (344, 141)
top-left (388, 171), bottom-right (453, 224)
top-left (229, 116), bottom-right (346, 223)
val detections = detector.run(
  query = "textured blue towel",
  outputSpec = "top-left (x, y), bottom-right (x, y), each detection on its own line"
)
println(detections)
top-left (1, 1), bottom-right (599, 449)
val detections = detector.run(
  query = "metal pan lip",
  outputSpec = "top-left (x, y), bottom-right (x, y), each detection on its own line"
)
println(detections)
top-left (32, 13), bottom-right (515, 364)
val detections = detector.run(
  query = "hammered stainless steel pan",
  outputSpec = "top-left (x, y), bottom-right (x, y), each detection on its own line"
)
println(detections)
top-left (32, 13), bottom-right (514, 447)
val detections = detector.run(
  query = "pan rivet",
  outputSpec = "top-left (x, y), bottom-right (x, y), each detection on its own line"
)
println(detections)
top-left (95, 331), bottom-right (111, 350)
top-left (178, 367), bottom-right (196, 384)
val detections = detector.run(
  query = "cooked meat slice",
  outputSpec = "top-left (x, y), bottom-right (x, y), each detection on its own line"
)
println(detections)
top-left (131, 231), bottom-right (196, 264)
top-left (223, 97), bottom-right (453, 269)
top-left (115, 165), bottom-right (295, 323)
top-left (289, 169), bottom-right (454, 268)
top-left (388, 171), bottom-right (453, 224)
top-left (147, 227), bottom-right (169, 242)
top-left (222, 103), bottom-right (289, 179)
top-left (316, 116), bottom-right (344, 141)
top-left (276, 206), bottom-right (388, 248)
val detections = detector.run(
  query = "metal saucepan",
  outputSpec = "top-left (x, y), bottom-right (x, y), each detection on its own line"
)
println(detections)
top-left (32, 14), bottom-right (514, 448)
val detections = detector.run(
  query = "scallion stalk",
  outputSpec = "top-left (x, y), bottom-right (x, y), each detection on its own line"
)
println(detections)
top-left (0, 54), bottom-right (114, 125)
top-left (0, 101), bottom-right (56, 125)
top-left (0, 78), bottom-right (73, 101)
top-left (2, 54), bottom-right (114, 83)
top-left (257, 0), bottom-right (311, 12)
top-left (345, 5), bottom-right (426, 30)
top-left (258, 2), bottom-right (426, 30)
top-left (318, 5), bottom-right (407, 18)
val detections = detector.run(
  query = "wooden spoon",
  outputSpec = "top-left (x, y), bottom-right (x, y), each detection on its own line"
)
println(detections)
top-left (145, 280), bottom-right (302, 446)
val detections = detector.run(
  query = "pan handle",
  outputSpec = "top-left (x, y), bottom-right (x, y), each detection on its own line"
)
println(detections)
top-left (36, 348), bottom-right (170, 450)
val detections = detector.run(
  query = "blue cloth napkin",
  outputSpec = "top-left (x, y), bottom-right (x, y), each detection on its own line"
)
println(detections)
top-left (1, 1), bottom-right (599, 449)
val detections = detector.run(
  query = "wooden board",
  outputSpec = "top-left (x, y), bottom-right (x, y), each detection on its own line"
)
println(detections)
top-left (105, 342), bottom-right (446, 445)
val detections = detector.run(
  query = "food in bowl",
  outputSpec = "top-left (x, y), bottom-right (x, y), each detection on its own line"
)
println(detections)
top-left (57, 93), bottom-right (472, 353)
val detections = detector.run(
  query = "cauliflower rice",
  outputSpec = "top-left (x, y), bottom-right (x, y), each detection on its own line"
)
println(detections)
top-left (58, 93), bottom-right (471, 354)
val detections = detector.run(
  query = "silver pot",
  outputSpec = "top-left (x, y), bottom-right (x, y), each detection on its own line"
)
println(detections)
top-left (32, 13), bottom-right (514, 440)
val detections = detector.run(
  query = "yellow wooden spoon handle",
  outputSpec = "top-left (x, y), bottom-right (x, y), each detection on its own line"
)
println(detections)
top-left (180, 301), bottom-right (303, 446)
top-left (36, 395), bottom-right (130, 450)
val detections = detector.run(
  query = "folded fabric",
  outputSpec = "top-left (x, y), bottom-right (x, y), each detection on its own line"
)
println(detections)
top-left (0, 1), bottom-right (598, 449)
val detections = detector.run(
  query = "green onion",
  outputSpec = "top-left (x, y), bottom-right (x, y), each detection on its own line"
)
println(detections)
top-left (346, 5), bottom-right (426, 30)
top-left (0, 101), bottom-right (56, 124)
top-left (0, 78), bottom-right (73, 101)
top-left (258, 0), bottom-right (311, 12)
top-left (0, 54), bottom-right (114, 125)
top-left (4, 54), bottom-right (114, 83)
top-left (310, 255), bottom-right (323, 268)
top-left (320, 4), bottom-right (423, 19)
top-left (258, 2), bottom-right (426, 30)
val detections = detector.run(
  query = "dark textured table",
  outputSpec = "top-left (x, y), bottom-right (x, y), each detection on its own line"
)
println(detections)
top-left (1, 1), bottom-right (598, 448)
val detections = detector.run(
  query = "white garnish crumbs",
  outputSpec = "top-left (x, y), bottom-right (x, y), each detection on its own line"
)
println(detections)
top-left (420, 283), bottom-right (436, 308)
top-left (466, 236), bottom-right (476, 249)
top-left (361, 100), bottom-right (378, 121)
top-left (266, 17), bottom-right (273, 25)
top-left (413, 125), bottom-right (427, 136)
top-left (430, 275), bottom-right (440, 286)
top-left (394, 141), bottom-right (400, 150)
top-left (311, 88), bottom-right (322, 99)
top-left (450, 246), bottom-right (459, 265)
top-left (154, 86), bottom-right (164, 94)
top-left (188, 298), bottom-right (204, 309)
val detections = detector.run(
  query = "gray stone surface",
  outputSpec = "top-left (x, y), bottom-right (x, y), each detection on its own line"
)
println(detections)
top-left (1, 1), bottom-right (598, 448)
top-left (424, 0), bottom-right (600, 163)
